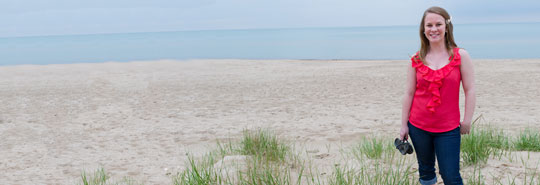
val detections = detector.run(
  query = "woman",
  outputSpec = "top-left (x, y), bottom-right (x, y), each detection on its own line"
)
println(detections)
top-left (399, 6), bottom-right (476, 185)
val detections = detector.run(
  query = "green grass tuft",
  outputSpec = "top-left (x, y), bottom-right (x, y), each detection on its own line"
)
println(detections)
top-left (239, 159), bottom-right (293, 185)
top-left (351, 137), bottom-right (394, 160)
top-left (173, 155), bottom-right (221, 185)
top-left (79, 168), bottom-right (141, 185)
top-left (80, 168), bottom-right (108, 185)
top-left (173, 129), bottom-right (298, 185)
top-left (240, 129), bottom-right (290, 162)
top-left (514, 130), bottom-right (540, 152)
top-left (338, 137), bottom-right (416, 185)
top-left (461, 125), bottom-right (498, 165)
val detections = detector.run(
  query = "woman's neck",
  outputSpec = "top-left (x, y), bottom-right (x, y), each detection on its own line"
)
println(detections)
top-left (429, 41), bottom-right (447, 54)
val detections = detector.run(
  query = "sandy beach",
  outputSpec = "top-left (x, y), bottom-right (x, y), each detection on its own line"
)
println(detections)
top-left (1, 59), bottom-right (539, 184)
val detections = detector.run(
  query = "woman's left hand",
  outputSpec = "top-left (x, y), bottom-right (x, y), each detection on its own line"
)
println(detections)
top-left (460, 121), bottom-right (471, 135)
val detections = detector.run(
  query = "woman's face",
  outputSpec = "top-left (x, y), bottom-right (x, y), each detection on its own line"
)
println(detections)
top-left (423, 13), bottom-right (446, 44)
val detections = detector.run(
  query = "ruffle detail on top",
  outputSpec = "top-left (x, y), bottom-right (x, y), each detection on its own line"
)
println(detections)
top-left (411, 48), bottom-right (461, 113)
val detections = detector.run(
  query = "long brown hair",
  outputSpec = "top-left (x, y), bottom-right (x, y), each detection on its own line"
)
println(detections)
top-left (417, 6), bottom-right (458, 63)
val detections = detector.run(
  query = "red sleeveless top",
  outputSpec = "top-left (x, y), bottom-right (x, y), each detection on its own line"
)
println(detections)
top-left (409, 47), bottom-right (461, 133)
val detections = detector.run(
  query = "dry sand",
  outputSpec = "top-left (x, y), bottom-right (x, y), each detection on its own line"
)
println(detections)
top-left (0, 59), bottom-right (539, 184)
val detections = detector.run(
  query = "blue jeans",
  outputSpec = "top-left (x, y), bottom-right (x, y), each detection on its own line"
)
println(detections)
top-left (408, 122), bottom-right (463, 185)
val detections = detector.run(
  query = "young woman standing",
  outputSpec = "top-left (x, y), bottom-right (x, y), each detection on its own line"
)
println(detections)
top-left (399, 6), bottom-right (476, 185)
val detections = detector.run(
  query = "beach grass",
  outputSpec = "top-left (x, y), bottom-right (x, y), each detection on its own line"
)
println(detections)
top-left (350, 137), bottom-right (394, 160)
top-left (461, 125), bottom-right (496, 165)
top-left (79, 168), bottom-right (141, 185)
top-left (460, 116), bottom-right (517, 165)
top-left (335, 136), bottom-right (417, 185)
top-left (329, 157), bottom-right (417, 185)
top-left (173, 155), bottom-right (221, 185)
top-left (80, 168), bottom-right (108, 185)
top-left (240, 129), bottom-right (290, 162)
top-left (514, 130), bottom-right (540, 152)
top-left (172, 129), bottom-right (305, 185)
top-left (77, 125), bottom-right (540, 185)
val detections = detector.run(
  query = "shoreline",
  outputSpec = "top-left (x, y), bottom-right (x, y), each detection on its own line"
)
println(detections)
top-left (1, 57), bottom-right (538, 67)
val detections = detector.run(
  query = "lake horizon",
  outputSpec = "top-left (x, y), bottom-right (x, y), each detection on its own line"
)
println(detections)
top-left (2, 22), bottom-right (540, 66)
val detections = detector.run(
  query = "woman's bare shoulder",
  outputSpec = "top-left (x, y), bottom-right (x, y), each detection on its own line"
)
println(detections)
top-left (458, 48), bottom-right (470, 58)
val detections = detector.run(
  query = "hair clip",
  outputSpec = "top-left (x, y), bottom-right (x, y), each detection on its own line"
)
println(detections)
top-left (446, 16), bottom-right (452, 24)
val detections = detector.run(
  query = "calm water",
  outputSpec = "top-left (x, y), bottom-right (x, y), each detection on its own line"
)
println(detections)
top-left (1, 23), bottom-right (540, 65)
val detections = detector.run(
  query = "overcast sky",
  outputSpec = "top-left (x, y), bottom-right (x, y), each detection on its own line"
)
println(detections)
top-left (1, 0), bottom-right (539, 37)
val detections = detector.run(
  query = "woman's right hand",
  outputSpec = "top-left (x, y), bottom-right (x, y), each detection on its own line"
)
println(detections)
top-left (400, 125), bottom-right (409, 141)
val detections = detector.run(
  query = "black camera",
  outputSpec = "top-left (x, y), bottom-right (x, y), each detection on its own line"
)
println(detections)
top-left (394, 138), bottom-right (414, 155)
